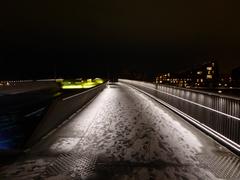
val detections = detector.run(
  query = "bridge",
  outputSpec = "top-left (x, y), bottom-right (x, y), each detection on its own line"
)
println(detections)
top-left (0, 79), bottom-right (240, 179)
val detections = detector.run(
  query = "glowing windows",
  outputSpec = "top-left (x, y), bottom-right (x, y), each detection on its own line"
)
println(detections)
top-left (207, 75), bottom-right (212, 79)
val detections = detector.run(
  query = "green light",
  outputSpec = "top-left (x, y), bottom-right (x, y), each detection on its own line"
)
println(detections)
top-left (82, 82), bottom-right (97, 88)
top-left (61, 82), bottom-right (97, 89)
top-left (87, 79), bottom-right (92, 82)
top-left (54, 92), bottom-right (62, 97)
top-left (94, 78), bottom-right (104, 84)
top-left (62, 85), bottom-right (83, 89)
top-left (60, 78), bottom-right (104, 89)
top-left (56, 79), bottom-right (64, 82)
top-left (62, 81), bottom-right (71, 85)
top-left (75, 81), bottom-right (83, 85)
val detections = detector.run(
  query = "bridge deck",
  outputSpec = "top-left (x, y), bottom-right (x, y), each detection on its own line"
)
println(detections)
top-left (0, 82), bottom-right (239, 179)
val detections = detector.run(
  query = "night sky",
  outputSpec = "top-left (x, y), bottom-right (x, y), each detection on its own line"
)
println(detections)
top-left (1, 0), bottom-right (240, 80)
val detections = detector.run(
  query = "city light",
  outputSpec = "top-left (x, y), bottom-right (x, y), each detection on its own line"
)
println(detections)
top-left (156, 61), bottom-right (217, 88)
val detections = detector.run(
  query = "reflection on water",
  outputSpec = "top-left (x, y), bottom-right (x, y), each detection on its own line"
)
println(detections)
top-left (0, 89), bottom-right (83, 151)
top-left (0, 105), bottom-right (48, 150)
top-left (0, 114), bottom-right (21, 149)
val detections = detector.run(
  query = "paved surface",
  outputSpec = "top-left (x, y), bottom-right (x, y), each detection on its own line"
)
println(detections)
top-left (0, 83), bottom-right (239, 179)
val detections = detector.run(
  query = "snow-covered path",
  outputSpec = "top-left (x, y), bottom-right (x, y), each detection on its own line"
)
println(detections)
top-left (1, 82), bottom-right (239, 179)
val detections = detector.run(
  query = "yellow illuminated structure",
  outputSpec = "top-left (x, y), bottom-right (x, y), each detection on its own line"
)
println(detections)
top-left (61, 78), bottom-right (104, 89)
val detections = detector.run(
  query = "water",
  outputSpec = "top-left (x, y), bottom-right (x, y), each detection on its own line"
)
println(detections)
top-left (0, 87), bottom-right (91, 151)
top-left (0, 105), bottom-right (49, 150)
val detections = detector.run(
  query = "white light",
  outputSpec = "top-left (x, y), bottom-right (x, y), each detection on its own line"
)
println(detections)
top-left (206, 67), bottom-right (212, 71)
top-left (50, 138), bottom-right (80, 152)
top-left (207, 75), bottom-right (212, 79)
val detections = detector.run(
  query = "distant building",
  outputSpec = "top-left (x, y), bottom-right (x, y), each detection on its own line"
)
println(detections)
top-left (156, 60), bottom-right (219, 88)
top-left (192, 61), bottom-right (218, 88)
top-left (155, 73), bottom-right (171, 84)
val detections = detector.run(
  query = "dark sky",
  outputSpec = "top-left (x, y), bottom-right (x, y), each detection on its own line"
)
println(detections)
top-left (1, 0), bottom-right (240, 79)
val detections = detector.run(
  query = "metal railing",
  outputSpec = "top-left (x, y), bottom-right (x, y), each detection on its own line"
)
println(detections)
top-left (120, 79), bottom-right (240, 147)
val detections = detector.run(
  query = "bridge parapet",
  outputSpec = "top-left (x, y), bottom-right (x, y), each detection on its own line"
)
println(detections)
top-left (120, 79), bottom-right (240, 153)
top-left (26, 82), bottom-right (107, 148)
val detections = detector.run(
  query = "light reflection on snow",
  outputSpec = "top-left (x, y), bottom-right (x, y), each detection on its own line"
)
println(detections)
top-left (70, 83), bottom-right (204, 164)
top-left (50, 138), bottom-right (80, 152)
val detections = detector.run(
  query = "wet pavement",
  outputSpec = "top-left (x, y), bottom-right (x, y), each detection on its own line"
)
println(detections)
top-left (0, 82), bottom-right (239, 179)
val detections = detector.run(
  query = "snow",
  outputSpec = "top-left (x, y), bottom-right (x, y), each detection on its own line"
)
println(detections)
top-left (65, 83), bottom-right (219, 179)
top-left (50, 138), bottom-right (80, 152)
top-left (0, 82), bottom-right (227, 179)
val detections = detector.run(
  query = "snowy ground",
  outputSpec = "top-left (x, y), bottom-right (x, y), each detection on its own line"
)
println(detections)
top-left (0, 82), bottom-right (238, 179)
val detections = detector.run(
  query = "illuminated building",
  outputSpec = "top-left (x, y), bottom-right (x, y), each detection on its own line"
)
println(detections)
top-left (156, 73), bottom-right (171, 84)
top-left (156, 60), bottom-right (219, 88)
top-left (193, 61), bottom-right (218, 88)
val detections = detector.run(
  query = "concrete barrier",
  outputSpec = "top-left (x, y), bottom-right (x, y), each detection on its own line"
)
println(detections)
top-left (26, 83), bottom-right (107, 147)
